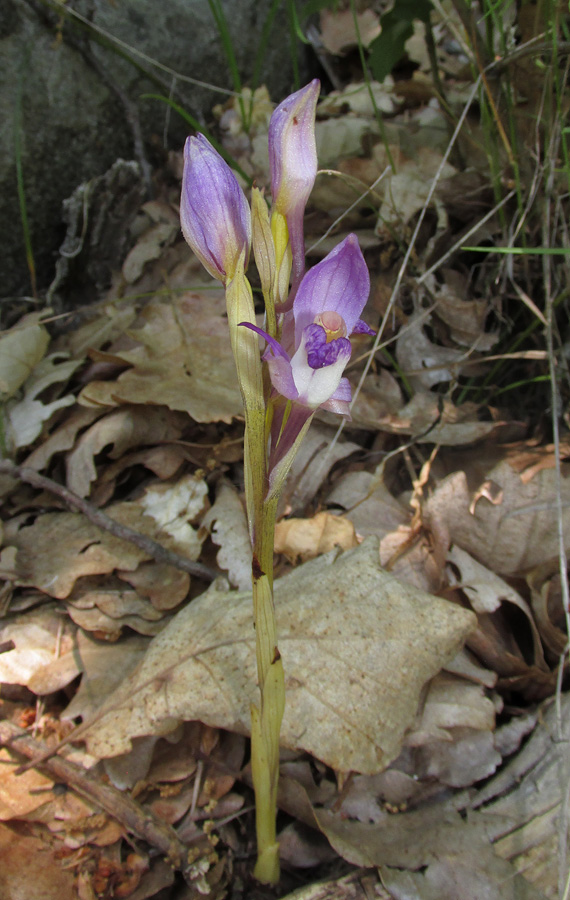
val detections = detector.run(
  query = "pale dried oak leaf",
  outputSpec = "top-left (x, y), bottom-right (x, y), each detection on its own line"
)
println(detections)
top-left (79, 539), bottom-right (476, 774)
top-left (78, 293), bottom-right (243, 424)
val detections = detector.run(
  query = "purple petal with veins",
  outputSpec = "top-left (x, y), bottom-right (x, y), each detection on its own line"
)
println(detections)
top-left (269, 80), bottom-right (320, 298)
top-left (240, 322), bottom-right (289, 361)
top-left (293, 234), bottom-right (370, 345)
top-left (181, 134), bottom-right (251, 281)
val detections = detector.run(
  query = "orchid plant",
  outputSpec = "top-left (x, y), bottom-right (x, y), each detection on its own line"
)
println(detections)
top-left (180, 80), bottom-right (372, 884)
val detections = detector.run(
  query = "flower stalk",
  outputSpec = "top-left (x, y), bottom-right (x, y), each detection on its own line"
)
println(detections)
top-left (180, 80), bottom-right (372, 884)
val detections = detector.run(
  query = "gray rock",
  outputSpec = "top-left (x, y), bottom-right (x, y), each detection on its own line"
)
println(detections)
top-left (1, 0), bottom-right (314, 301)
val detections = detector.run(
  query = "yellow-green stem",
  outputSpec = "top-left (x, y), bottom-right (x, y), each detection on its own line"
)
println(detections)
top-left (224, 263), bottom-right (284, 884)
top-left (251, 495), bottom-right (284, 884)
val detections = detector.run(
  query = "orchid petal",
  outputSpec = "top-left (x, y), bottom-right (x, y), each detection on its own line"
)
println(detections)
top-left (181, 135), bottom-right (251, 282)
top-left (239, 322), bottom-right (289, 361)
top-left (239, 323), bottom-right (298, 402)
top-left (269, 80), bottom-right (320, 216)
top-left (293, 234), bottom-right (370, 345)
top-left (352, 318), bottom-right (376, 336)
top-left (320, 376), bottom-right (352, 417)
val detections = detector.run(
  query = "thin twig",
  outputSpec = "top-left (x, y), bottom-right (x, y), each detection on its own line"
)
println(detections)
top-left (0, 460), bottom-right (217, 582)
top-left (0, 719), bottom-right (191, 872)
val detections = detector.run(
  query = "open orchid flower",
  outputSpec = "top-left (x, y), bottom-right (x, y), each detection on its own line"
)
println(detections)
top-left (242, 233), bottom-right (373, 417)
top-left (181, 134), bottom-right (251, 283)
top-left (269, 79), bottom-right (319, 303)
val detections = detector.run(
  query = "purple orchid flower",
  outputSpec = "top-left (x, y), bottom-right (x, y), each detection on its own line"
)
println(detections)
top-left (180, 134), bottom-right (251, 282)
top-left (269, 79), bottom-right (320, 302)
top-left (243, 233), bottom-right (373, 417)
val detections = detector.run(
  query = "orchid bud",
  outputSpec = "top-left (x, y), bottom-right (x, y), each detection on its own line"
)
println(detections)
top-left (268, 79), bottom-right (320, 299)
top-left (181, 134), bottom-right (251, 283)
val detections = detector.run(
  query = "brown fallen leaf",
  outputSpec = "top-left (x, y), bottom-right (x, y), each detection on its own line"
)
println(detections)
top-left (447, 545), bottom-right (548, 670)
top-left (274, 511), bottom-right (359, 563)
top-left (0, 822), bottom-right (76, 899)
top-left (6, 505), bottom-right (151, 599)
top-left (5, 488), bottom-right (204, 601)
top-left (0, 605), bottom-right (76, 688)
top-left (0, 313), bottom-right (49, 400)
top-left (319, 8), bottom-right (380, 55)
top-left (326, 469), bottom-right (409, 539)
top-left (424, 461), bottom-right (570, 575)
top-left (77, 539), bottom-right (475, 774)
top-left (78, 293), bottom-right (244, 424)
top-left (0, 748), bottom-right (55, 819)
top-left (66, 406), bottom-right (188, 498)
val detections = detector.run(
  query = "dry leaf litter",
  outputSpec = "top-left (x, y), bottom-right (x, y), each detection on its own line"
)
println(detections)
top-left (0, 11), bottom-right (567, 899)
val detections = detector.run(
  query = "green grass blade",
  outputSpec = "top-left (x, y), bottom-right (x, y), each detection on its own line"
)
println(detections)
top-left (207, 0), bottom-right (246, 125)
top-left (14, 55), bottom-right (36, 298)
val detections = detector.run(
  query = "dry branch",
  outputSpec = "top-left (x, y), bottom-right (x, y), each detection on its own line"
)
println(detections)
top-left (0, 460), bottom-right (217, 582)
top-left (0, 719), bottom-right (192, 873)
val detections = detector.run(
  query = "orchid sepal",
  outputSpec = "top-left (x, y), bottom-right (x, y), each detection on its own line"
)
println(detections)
top-left (251, 188), bottom-right (277, 336)
top-left (269, 79), bottom-right (320, 302)
top-left (181, 134), bottom-right (251, 283)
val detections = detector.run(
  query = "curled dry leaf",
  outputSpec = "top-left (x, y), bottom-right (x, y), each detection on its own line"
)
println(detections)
top-left (118, 562), bottom-right (190, 612)
top-left (0, 823), bottom-right (76, 900)
top-left (0, 751), bottom-right (55, 820)
top-left (281, 423), bottom-right (361, 511)
top-left (326, 470), bottom-right (409, 539)
top-left (66, 595), bottom-right (165, 639)
top-left (406, 672), bottom-right (497, 745)
top-left (376, 147), bottom-right (456, 231)
top-left (122, 221), bottom-right (179, 284)
top-left (396, 313), bottom-right (466, 391)
top-left (0, 313), bottom-right (49, 400)
top-left (200, 480), bottom-right (251, 591)
top-left (22, 406), bottom-right (101, 473)
top-left (274, 511), bottom-right (359, 563)
top-left (447, 545), bottom-right (547, 670)
top-left (348, 369), bottom-right (404, 431)
top-left (319, 8), bottom-right (380, 55)
top-left (138, 474), bottom-right (209, 559)
top-left (0, 606), bottom-right (75, 689)
top-left (66, 406), bottom-right (188, 498)
top-left (90, 444), bottom-right (187, 507)
top-left (61, 631), bottom-right (149, 723)
top-left (77, 539), bottom-right (475, 774)
top-left (7, 353), bottom-right (82, 451)
top-left (432, 272), bottom-right (497, 350)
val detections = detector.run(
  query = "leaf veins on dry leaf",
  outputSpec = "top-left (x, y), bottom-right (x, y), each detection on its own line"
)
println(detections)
top-left (76, 540), bottom-right (475, 773)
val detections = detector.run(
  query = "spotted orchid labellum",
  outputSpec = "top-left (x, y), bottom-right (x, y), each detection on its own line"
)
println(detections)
top-left (180, 134), bottom-right (251, 283)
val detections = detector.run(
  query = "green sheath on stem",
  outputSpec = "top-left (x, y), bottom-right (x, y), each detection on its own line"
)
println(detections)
top-left (225, 258), bottom-right (285, 885)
